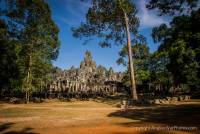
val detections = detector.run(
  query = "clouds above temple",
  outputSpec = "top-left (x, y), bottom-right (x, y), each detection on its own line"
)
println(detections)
top-left (49, 0), bottom-right (169, 29)
top-left (136, 0), bottom-right (169, 29)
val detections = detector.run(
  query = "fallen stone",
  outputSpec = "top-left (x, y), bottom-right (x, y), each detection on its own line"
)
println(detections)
top-left (9, 97), bottom-right (22, 104)
top-left (184, 95), bottom-right (190, 101)
top-left (154, 99), bottom-right (160, 104)
top-left (166, 97), bottom-right (171, 101)
top-left (171, 97), bottom-right (178, 102)
top-left (179, 96), bottom-right (184, 101)
top-left (32, 97), bottom-right (43, 103)
top-left (160, 99), bottom-right (168, 104)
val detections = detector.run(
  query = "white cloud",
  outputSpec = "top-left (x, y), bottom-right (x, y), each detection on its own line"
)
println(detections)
top-left (63, 0), bottom-right (90, 26)
top-left (137, 0), bottom-right (169, 29)
top-left (59, 16), bottom-right (79, 26)
top-left (56, 0), bottom-right (168, 28)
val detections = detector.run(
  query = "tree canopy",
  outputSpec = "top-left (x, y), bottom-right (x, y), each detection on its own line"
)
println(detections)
top-left (147, 0), bottom-right (200, 92)
top-left (72, 0), bottom-right (145, 100)
top-left (146, 0), bottom-right (199, 16)
top-left (0, 0), bottom-right (60, 102)
top-left (72, 0), bottom-right (144, 47)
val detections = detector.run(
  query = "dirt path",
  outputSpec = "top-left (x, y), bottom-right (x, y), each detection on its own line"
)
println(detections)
top-left (0, 100), bottom-right (199, 134)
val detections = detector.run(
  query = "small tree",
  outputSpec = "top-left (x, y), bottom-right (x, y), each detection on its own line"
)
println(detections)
top-left (72, 0), bottom-right (142, 100)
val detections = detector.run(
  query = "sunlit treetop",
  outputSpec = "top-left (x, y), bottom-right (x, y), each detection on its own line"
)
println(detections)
top-left (72, 0), bottom-right (145, 47)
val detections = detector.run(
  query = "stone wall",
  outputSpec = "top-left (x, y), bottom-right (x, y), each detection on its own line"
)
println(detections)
top-left (49, 51), bottom-right (123, 98)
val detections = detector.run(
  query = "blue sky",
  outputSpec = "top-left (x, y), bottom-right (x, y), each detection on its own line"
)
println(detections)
top-left (46, 0), bottom-right (169, 72)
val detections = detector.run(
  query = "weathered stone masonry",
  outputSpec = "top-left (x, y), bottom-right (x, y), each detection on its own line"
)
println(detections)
top-left (49, 51), bottom-right (123, 98)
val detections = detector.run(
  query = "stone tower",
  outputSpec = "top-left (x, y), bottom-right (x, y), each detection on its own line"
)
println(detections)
top-left (80, 50), bottom-right (96, 72)
top-left (49, 50), bottom-right (123, 98)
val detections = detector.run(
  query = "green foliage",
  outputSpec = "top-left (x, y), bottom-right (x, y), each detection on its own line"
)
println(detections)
top-left (0, 0), bottom-right (60, 97)
top-left (118, 42), bottom-right (174, 89)
top-left (117, 44), bottom-right (152, 85)
top-left (146, 0), bottom-right (199, 16)
top-left (0, 17), bottom-right (21, 90)
top-left (121, 70), bottom-right (131, 88)
top-left (72, 0), bottom-right (141, 47)
top-left (148, 52), bottom-right (172, 86)
top-left (167, 40), bottom-right (199, 85)
top-left (151, 8), bottom-right (200, 89)
top-left (73, 0), bottom-right (142, 100)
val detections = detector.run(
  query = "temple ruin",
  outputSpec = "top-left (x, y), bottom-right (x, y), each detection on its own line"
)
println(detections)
top-left (49, 51), bottom-right (123, 99)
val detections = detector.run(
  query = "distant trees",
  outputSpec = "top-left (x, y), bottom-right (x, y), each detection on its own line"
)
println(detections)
top-left (119, 0), bottom-right (200, 95)
top-left (151, 10), bottom-right (200, 91)
top-left (0, 20), bottom-right (21, 92)
top-left (1, 0), bottom-right (198, 101)
top-left (117, 44), bottom-right (170, 93)
top-left (0, 0), bottom-right (60, 102)
top-left (147, 0), bottom-right (200, 92)
top-left (72, 0), bottom-right (143, 100)
top-left (117, 44), bottom-right (150, 85)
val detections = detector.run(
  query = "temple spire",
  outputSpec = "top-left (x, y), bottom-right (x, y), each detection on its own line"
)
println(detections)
top-left (80, 50), bottom-right (96, 69)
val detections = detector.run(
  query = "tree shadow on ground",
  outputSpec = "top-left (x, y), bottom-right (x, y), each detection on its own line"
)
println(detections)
top-left (0, 122), bottom-right (39, 134)
top-left (0, 123), bottom-right (15, 132)
top-left (108, 104), bottom-right (200, 133)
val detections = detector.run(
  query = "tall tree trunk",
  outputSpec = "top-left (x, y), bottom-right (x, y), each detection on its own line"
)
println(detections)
top-left (124, 12), bottom-right (138, 100)
top-left (26, 45), bottom-right (32, 103)
top-left (25, 91), bottom-right (30, 103)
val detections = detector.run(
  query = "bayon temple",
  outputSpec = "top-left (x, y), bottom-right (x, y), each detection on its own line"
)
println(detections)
top-left (49, 51), bottom-right (123, 98)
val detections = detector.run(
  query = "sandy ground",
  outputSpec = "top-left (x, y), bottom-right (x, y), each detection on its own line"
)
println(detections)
top-left (0, 100), bottom-right (199, 134)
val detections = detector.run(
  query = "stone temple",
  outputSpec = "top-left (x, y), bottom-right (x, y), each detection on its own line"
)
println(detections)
top-left (49, 51), bottom-right (123, 99)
